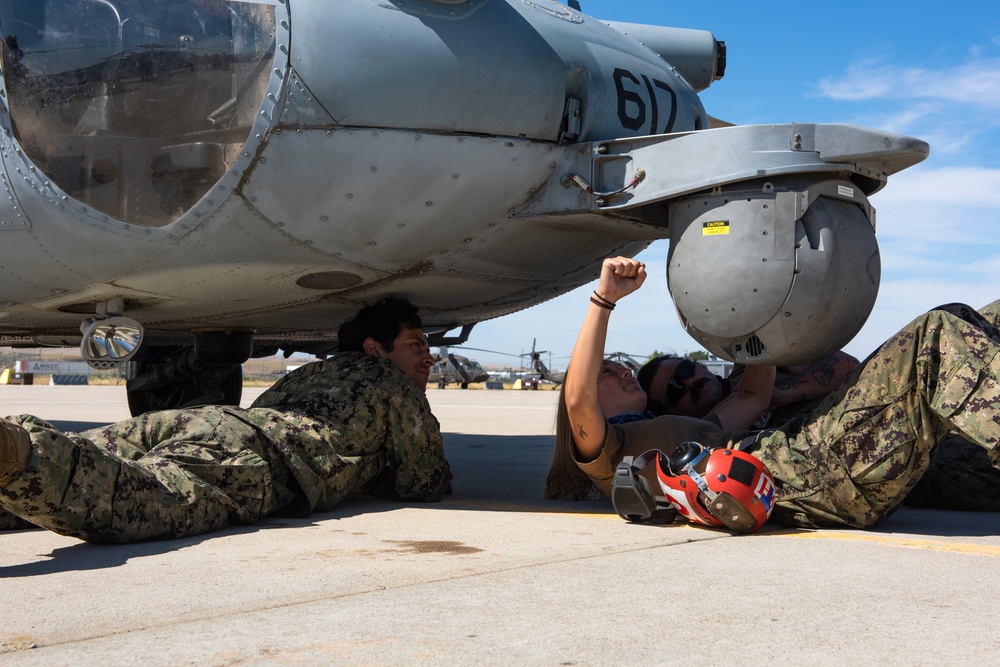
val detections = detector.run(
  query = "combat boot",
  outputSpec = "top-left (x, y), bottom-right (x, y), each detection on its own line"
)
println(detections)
top-left (0, 418), bottom-right (30, 486)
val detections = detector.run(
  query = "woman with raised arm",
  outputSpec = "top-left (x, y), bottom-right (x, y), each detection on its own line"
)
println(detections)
top-left (545, 256), bottom-right (1000, 531)
top-left (546, 256), bottom-right (773, 503)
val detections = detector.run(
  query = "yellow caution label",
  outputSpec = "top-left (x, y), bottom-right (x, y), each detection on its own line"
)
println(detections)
top-left (702, 220), bottom-right (730, 236)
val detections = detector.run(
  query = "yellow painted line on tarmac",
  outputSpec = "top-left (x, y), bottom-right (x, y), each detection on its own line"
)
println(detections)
top-left (455, 501), bottom-right (1000, 555)
top-left (778, 531), bottom-right (1000, 557)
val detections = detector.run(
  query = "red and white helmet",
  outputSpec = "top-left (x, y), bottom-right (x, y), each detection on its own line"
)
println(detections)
top-left (655, 442), bottom-right (775, 533)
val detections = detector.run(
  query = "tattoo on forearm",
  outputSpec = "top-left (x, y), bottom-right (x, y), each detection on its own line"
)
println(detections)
top-left (775, 358), bottom-right (840, 400)
top-left (577, 424), bottom-right (588, 439)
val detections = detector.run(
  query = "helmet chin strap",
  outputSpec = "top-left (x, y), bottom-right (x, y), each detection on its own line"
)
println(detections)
top-left (681, 464), bottom-right (718, 503)
top-left (611, 452), bottom-right (677, 524)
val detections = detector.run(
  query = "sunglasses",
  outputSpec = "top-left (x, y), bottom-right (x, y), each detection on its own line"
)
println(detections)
top-left (663, 358), bottom-right (696, 411)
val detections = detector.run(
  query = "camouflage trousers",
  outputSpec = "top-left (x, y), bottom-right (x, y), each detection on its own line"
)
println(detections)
top-left (0, 407), bottom-right (302, 543)
top-left (904, 300), bottom-right (1000, 511)
top-left (753, 300), bottom-right (1000, 529)
top-left (904, 432), bottom-right (1000, 511)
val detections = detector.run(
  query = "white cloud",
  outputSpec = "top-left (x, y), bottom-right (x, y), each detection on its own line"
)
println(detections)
top-left (845, 277), bottom-right (999, 361)
top-left (814, 57), bottom-right (1000, 158)
top-left (817, 59), bottom-right (1000, 110)
top-left (849, 163), bottom-right (1000, 357)
top-left (855, 105), bottom-right (980, 156)
top-left (875, 166), bottom-right (1000, 207)
top-left (871, 166), bottom-right (1000, 248)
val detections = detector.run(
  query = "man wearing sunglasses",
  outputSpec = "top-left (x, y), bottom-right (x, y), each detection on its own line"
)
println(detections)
top-left (550, 255), bottom-right (1000, 529)
top-left (638, 312), bottom-right (1000, 513)
top-left (638, 353), bottom-right (858, 425)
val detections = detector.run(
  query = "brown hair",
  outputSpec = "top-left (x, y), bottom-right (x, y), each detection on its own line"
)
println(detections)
top-left (337, 296), bottom-right (423, 353)
top-left (636, 354), bottom-right (681, 415)
top-left (543, 382), bottom-right (602, 500)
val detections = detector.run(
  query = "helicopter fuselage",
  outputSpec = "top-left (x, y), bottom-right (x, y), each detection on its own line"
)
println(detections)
top-left (0, 0), bottom-right (710, 353)
top-left (0, 0), bottom-right (928, 414)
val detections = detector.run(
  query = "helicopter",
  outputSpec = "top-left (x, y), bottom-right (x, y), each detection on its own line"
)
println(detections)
top-left (450, 339), bottom-right (565, 385)
top-left (0, 0), bottom-right (928, 415)
top-left (428, 347), bottom-right (490, 389)
top-left (603, 352), bottom-right (643, 375)
top-left (521, 339), bottom-right (566, 385)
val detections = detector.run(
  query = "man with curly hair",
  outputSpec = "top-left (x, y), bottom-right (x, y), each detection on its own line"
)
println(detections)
top-left (0, 297), bottom-right (452, 543)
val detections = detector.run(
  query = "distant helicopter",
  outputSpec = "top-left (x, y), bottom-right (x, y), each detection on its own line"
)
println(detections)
top-left (429, 347), bottom-right (489, 389)
top-left (604, 352), bottom-right (644, 375)
top-left (522, 339), bottom-right (566, 385)
top-left (0, 0), bottom-right (928, 415)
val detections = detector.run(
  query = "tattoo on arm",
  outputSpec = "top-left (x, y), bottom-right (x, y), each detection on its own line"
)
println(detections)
top-left (577, 423), bottom-right (588, 439)
top-left (776, 359), bottom-right (835, 389)
top-left (775, 357), bottom-right (840, 401)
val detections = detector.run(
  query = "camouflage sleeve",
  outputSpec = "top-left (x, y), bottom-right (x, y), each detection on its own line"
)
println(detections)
top-left (979, 299), bottom-right (1000, 329)
top-left (368, 382), bottom-right (452, 502)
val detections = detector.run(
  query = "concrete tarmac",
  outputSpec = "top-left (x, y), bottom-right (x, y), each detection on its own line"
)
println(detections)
top-left (1, 385), bottom-right (999, 665)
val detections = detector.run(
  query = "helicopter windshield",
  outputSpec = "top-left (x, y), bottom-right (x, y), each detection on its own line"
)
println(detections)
top-left (0, 0), bottom-right (275, 227)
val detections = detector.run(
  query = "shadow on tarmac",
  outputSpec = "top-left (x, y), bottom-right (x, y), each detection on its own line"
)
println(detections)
top-left (0, 519), bottom-right (324, 579)
top-left (874, 507), bottom-right (1000, 537)
top-left (26, 424), bottom-right (1000, 555)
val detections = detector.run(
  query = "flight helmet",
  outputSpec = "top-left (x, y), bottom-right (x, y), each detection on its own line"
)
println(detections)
top-left (655, 442), bottom-right (775, 533)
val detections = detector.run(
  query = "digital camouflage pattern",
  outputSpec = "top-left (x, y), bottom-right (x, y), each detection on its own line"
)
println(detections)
top-left (0, 408), bottom-right (295, 541)
top-left (904, 300), bottom-right (1000, 510)
top-left (752, 300), bottom-right (1000, 528)
top-left (904, 432), bottom-right (1000, 511)
top-left (0, 353), bottom-right (451, 542)
top-left (250, 352), bottom-right (451, 508)
top-left (733, 301), bottom-right (1000, 513)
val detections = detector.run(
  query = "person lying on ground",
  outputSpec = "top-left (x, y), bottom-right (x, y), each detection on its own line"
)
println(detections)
top-left (0, 296), bottom-right (452, 543)
top-left (544, 256), bottom-right (1000, 530)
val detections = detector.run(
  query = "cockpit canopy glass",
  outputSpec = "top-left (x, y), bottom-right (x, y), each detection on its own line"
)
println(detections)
top-left (0, 0), bottom-right (276, 227)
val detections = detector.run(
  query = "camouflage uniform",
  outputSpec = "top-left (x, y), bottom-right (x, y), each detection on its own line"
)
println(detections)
top-left (749, 300), bottom-right (1000, 528)
top-left (904, 300), bottom-right (1000, 510)
top-left (0, 353), bottom-right (451, 542)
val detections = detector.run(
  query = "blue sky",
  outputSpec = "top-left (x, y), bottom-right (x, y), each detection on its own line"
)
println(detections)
top-left (463, 0), bottom-right (1000, 369)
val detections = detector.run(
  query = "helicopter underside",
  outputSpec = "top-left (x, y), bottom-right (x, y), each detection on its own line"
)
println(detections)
top-left (0, 0), bottom-right (927, 415)
top-left (0, 125), bottom-right (663, 353)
